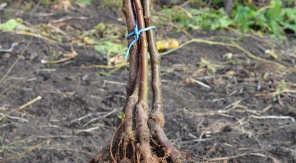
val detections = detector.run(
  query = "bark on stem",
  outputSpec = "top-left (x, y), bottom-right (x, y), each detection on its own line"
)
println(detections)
top-left (143, 0), bottom-right (165, 127)
top-left (134, 0), bottom-right (153, 161)
top-left (149, 119), bottom-right (186, 163)
top-left (135, 1), bottom-right (148, 102)
top-left (120, 0), bottom-right (138, 146)
top-left (122, 0), bottom-right (139, 97)
top-left (143, 0), bottom-right (186, 162)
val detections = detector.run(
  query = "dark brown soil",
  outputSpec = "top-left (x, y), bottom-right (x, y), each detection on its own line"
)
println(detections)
top-left (0, 1), bottom-right (296, 163)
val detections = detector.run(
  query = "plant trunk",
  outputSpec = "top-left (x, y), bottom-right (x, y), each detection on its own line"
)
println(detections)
top-left (89, 0), bottom-right (189, 162)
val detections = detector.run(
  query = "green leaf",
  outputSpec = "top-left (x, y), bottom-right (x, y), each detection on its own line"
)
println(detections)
top-left (95, 23), bottom-right (106, 31)
top-left (270, 21), bottom-right (283, 36)
top-left (286, 0), bottom-right (294, 5)
top-left (78, 0), bottom-right (91, 5)
top-left (83, 36), bottom-right (98, 45)
top-left (208, 66), bottom-right (217, 73)
top-left (94, 41), bottom-right (126, 56)
top-left (200, 58), bottom-right (211, 65)
top-left (218, 16), bottom-right (233, 28)
top-left (235, 6), bottom-right (252, 22)
top-left (282, 22), bottom-right (296, 33)
top-left (77, 42), bottom-right (84, 46)
top-left (118, 112), bottom-right (125, 119)
top-left (268, 0), bottom-right (282, 21)
top-left (0, 18), bottom-right (22, 31)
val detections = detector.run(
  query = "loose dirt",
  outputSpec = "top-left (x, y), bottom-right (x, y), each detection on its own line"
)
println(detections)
top-left (0, 1), bottom-right (296, 163)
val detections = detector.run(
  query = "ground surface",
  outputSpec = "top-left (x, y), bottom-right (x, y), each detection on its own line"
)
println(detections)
top-left (0, 1), bottom-right (296, 163)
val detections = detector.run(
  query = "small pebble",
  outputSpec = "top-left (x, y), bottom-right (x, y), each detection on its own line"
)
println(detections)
top-left (81, 75), bottom-right (88, 81)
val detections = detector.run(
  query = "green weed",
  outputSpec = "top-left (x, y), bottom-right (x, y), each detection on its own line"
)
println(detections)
top-left (77, 0), bottom-right (92, 5)
top-left (81, 22), bottom-right (126, 62)
top-left (101, 0), bottom-right (122, 8)
top-left (94, 41), bottom-right (126, 59)
top-left (41, 0), bottom-right (50, 6)
top-left (118, 111), bottom-right (126, 119)
top-left (158, 0), bottom-right (296, 38)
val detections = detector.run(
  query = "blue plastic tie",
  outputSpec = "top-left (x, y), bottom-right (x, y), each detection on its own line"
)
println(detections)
top-left (125, 21), bottom-right (156, 59)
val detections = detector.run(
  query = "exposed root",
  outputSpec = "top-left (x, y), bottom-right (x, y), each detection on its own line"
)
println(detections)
top-left (90, 134), bottom-right (188, 163)
top-left (148, 120), bottom-right (187, 163)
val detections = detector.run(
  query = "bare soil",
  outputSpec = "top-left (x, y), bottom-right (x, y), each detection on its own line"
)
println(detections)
top-left (0, 1), bottom-right (296, 163)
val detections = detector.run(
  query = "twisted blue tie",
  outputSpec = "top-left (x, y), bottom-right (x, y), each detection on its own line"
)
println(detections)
top-left (125, 21), bottom-right (156, 59)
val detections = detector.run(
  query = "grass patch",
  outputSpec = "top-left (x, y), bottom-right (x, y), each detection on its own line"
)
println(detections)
top-left (155, 0), bottom-right (296, 38)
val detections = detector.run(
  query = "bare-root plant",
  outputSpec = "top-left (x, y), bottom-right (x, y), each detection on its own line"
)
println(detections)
top-left (89, 0), bottom-right (189, 163)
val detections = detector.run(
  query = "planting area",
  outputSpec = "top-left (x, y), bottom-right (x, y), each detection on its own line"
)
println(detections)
top-left (0, 1), bottom-right (296, 163)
